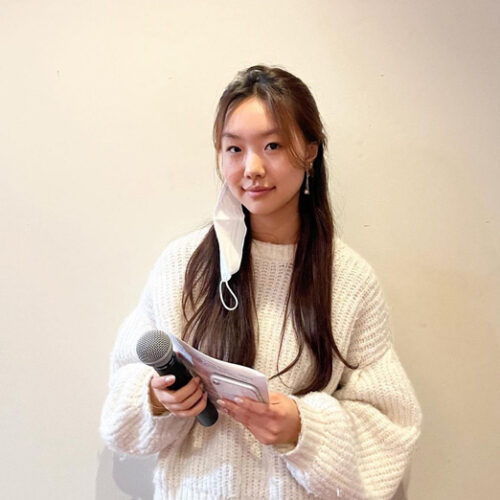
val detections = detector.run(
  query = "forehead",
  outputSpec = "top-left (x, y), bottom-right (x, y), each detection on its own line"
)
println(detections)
top-left (222, 97), bottom-right (278, 138)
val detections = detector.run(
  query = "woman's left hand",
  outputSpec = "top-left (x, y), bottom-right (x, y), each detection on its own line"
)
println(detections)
top-left (218, 392), bottom-right (301, 447)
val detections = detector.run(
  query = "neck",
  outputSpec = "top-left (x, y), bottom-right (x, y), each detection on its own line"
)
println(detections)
top-left (250, 212), bottom-right (300, 244)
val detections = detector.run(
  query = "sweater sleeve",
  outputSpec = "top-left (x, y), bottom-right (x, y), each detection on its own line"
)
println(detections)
top-left (99, 249), bottom-right (196, 456)
top-left (277, 268), bottom-right (422, 500)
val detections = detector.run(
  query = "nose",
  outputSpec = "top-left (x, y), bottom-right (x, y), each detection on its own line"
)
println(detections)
top-left (244, 152), bottom-right (265, 179)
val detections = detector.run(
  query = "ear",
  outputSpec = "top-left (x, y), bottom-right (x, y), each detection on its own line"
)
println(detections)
top-left (305, 142), bottom-right (319, 168)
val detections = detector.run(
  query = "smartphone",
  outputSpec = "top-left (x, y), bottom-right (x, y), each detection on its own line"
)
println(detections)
top-left (210, 373), bottom-right (264, 403)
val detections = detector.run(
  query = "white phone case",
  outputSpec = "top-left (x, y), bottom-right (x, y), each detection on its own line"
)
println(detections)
top-left (210, 373), bottom-right (264, 403)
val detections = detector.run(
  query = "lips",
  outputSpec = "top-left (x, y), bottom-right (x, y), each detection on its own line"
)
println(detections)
top-left (244, 186), bottom-right (274, 192)
top-left (244, 186), bottom-right (275, 199)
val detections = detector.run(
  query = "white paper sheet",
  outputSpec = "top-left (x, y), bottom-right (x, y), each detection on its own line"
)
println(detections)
top-left (168, 334), bottom-right (269, 405)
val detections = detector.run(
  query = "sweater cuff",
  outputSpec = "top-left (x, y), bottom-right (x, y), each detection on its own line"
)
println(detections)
top-left (275, 394), bottom-right (342, 466)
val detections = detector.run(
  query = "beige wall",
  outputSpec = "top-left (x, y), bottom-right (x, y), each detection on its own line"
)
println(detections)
top-left (1, 1), bottom-right (498, 498)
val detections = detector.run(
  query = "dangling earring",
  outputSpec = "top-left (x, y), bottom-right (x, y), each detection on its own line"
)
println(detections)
top-left (304, 164), bottom-right (312, 195)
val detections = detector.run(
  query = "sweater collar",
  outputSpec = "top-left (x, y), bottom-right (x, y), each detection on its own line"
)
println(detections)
top-left (251, 239), bottom-right (296, 263)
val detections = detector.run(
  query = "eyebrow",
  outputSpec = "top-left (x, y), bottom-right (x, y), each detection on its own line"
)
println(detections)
top-left (221, 128), bottom-right (280, 140)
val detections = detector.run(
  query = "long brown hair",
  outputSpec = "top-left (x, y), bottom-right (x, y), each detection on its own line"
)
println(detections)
top-left (181, 65), bottom-right (355, 395)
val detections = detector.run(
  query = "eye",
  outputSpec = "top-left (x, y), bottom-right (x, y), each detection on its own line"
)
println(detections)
top-left (226, 146), bottom-right (241, 153)
top-left (266, 142), bottom-right (280, 151)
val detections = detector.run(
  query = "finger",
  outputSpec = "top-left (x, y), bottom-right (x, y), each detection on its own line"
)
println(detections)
top-left (174, 391), bottom-right (208, 418)
top-left (162, 376), bottom-right (202, 404)
top-left (219, 399), bottom-right (253, 426)
top-left (166, 385), bottom-right (205, 412)
top-left (225, 407), bottom-right (274, 444)
top-left (150, 374), bottom-right (176, 390)
top-left (231, 396), bottom-right (270, 416)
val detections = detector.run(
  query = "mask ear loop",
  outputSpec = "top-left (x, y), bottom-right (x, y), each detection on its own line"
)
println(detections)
top-left (219, 280), bottom-right (239, 311)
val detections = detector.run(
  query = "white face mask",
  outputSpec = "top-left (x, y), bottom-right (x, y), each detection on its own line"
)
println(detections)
top-left (213, 182), bottom-right (247, 311)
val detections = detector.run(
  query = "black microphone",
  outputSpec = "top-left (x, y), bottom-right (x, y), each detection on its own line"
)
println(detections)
top-left (136, 329), bottom-right (218, 427)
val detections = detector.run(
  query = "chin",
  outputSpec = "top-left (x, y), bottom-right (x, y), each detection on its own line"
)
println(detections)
top-left (241, 203), bottom-right (278, 217)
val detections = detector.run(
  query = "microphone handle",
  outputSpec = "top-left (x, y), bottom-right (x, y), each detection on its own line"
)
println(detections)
top-left (155, 353), bottom-right (218, 427)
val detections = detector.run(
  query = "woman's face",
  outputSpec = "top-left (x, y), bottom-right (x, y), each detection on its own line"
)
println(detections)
top-left (220, 96), bottom-right (316, 221)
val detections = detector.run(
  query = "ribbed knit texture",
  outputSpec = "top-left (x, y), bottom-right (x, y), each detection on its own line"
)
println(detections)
top-left (100, 228), bottom-right (422, 500)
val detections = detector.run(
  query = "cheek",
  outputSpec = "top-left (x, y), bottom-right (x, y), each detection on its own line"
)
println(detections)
top-left (222, 163), bottom-right (242, 185)
top-left (224, 176), bottom-right (244, 203)
top-left (280, 168), bottom-right (305, 191)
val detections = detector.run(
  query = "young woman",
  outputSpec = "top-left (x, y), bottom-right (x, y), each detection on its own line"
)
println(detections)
top-left (100, 65), bottom-right (422, 500)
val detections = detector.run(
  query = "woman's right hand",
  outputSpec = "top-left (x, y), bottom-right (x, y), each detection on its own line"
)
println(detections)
top-left (149, 374), bottom-right (208, 417)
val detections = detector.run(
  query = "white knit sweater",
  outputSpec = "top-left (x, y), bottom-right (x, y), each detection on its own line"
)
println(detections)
top-left (100, 228), bottom-right (422, 500)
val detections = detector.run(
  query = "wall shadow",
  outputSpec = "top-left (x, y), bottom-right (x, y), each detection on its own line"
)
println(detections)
top-left (95, 447), bottom-right (155, 500)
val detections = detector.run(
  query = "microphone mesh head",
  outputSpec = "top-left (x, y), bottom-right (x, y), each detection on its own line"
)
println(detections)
top-left (136, 330), bottom-right (173, 366)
